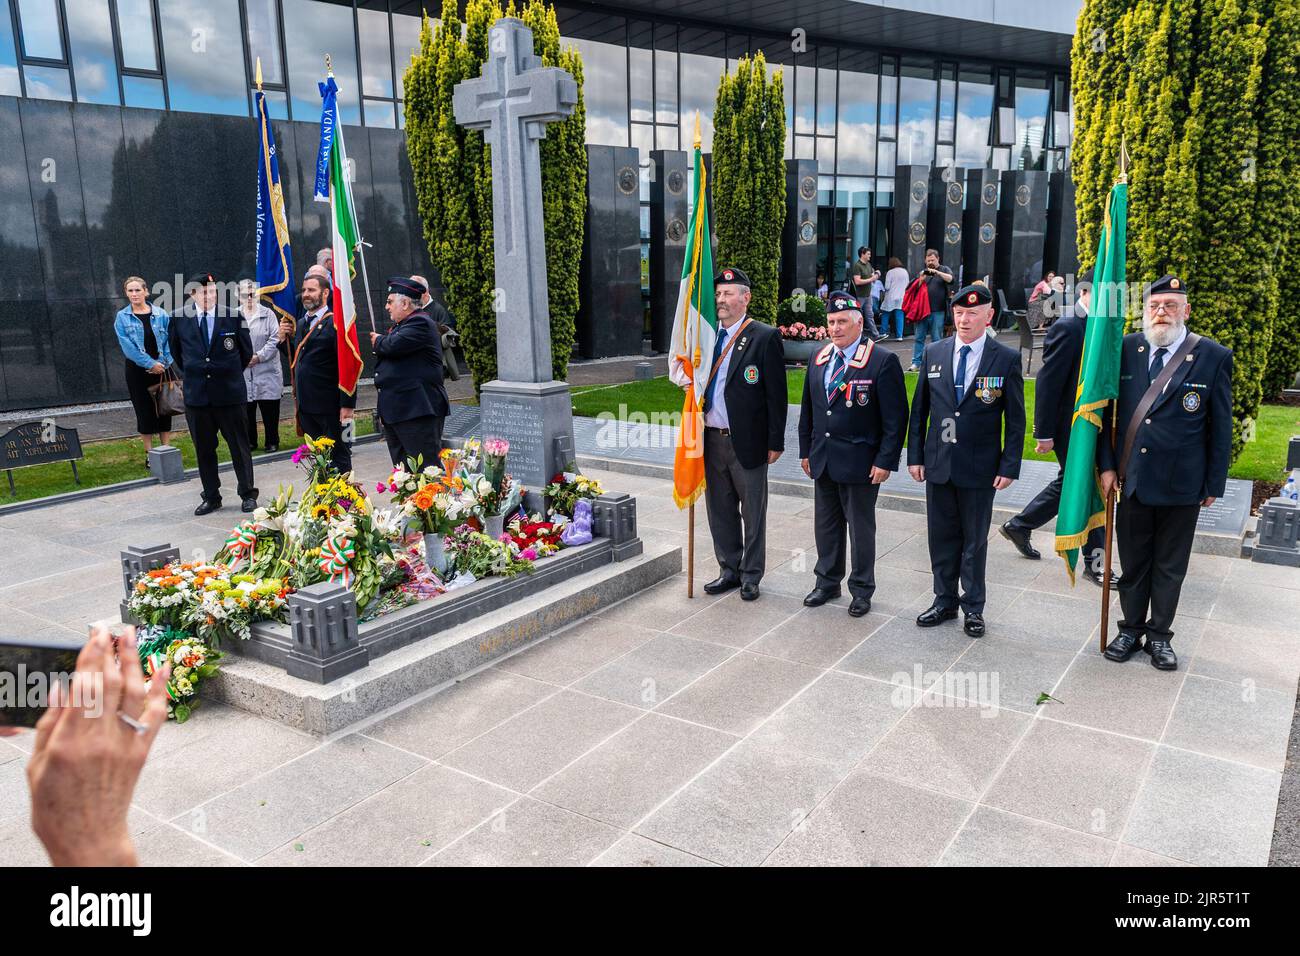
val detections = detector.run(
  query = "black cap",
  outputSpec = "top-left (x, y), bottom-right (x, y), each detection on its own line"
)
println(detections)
top-left (952, 283), bottom-right (993, 308)
top-left (386, 276), bottom-right (426, 300)
top-left (187, 271), bottom-right (216, 287)
top-left (1145, 274), bottom-right (1187, 297)
top-left (715, 266), bottom-right (750, 288)
top-left (826, 291), bottom-right (862, 316)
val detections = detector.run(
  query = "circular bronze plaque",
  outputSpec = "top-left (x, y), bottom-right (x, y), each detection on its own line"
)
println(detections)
top-left (982, 182), bottom-right (998, 205)
top-left (979, 223), bottom-right (996, 244)
top-left (799, 175), bottom-right (817, 201)
top-left (908, 221), bottom-right (926, 245)
top-left (1015, 184), bottom-right (1032, 206)
top-left (618, 166), bottom-right (638, 194)
top-left (666, 169), bottom-right (685, 195)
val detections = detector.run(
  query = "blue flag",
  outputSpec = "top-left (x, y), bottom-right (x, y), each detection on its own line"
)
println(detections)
top-left (313, 76), bottom-right (339, 203)
top-left (255, 88), bottom-right (295, 323)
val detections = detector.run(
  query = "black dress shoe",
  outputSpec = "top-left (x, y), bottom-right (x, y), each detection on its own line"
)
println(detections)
top-left (740, 582), bottom-right (760, 601)
top-left (703, 575), bottom-right (740, 595)
top-left (803, 586), bottom-right (841, 607)
top-left (1084, 566), bottom-right (1120, 587)
top-left (241, 497), bottom-right (258, 513)
top-left (963, 613), bottom-right (986, 637)
top-left (999, 522), bottom-right (1040, 560)
top-left (1103, 631), bottom-right (1143, 662)
top-left (1144, 639), bottom-right (1178, 670)
top-left (848, 596), bottom-right (871, 617)
top-left (194, 499), bottom-right (222, 516)
top-left (265, 445), bottom-right (279, 454)
top-left (916, 605), bottom-right (959, 627)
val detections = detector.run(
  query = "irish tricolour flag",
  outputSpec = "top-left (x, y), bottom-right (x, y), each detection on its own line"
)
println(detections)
top-left (667, 121), bottom-right (717, 510)
top-left (314, 75), bottom-right (363, 397)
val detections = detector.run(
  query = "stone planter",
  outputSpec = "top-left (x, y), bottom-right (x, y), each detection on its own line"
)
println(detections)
top-left (781, 338), bottom-right (822, 363)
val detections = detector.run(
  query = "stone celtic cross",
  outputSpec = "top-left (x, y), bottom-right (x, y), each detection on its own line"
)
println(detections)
top-left (453, 17), bottom-right (577, 384)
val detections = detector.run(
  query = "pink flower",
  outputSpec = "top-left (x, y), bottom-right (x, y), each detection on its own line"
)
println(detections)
top-left (520, 548), bottom-right (537, 561)
top-left (291, 445), bottom-right (311, 465)
top-left (376, 482), bottom-right (387, 494)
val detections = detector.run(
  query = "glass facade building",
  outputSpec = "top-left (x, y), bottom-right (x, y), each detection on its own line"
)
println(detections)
top-left (0, 0), bottom-right (1076, 409)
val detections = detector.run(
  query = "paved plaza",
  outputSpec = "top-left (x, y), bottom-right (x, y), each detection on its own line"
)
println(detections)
top-left (0, 439), bottom-right (1297, 867)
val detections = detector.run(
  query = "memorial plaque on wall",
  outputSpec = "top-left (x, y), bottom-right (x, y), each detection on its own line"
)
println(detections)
top-left (1044, 170), bottom-right (1079, 279)
top-left (891, 165), bottom-right (931, 276)
top-left (781, 159), bottom-right (819, 299)
top-left (576, 145), bottom-right (643, 359)
top-left (994, 169), bottom-right (1050, 310)
top-left (926, 166), bottom-right (964, 280)
top-left (962, 168), bottom-right (999, 286)
top-left (649, 149), bottom-right (688, 353)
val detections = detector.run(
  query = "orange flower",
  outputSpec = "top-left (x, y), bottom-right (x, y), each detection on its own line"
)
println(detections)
top-left (412, 487), bottom-right (436, 510)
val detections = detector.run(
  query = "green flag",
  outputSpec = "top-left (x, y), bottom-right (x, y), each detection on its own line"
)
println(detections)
top-left (1055, 181), bottom-right (1127, 582)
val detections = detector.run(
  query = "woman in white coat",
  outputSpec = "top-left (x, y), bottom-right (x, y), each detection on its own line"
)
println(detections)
top-left (238, 278), bottom-right (286, 452)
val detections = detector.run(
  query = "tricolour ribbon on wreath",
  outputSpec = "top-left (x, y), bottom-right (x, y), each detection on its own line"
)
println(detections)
top-left (223, 522), bottom-right (261, 569)
top-left (318, 533), bottom-right (356, 586)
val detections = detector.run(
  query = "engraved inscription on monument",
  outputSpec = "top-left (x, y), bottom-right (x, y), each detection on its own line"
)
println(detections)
top-left (481, 399), bottom-right (546, 479)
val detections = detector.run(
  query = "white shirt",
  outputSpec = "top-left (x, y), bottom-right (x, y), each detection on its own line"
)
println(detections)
top-left (953, 332), bottom-right (987, 396)
top-left (882, 267), bottom-right (909, 310)
top-left (823, 343), bottom-right (852, 393)
top-left (1145, 324), bottom-right (1186, 370)
top-left (306, 307), bottom-right (327, 329)
top-left (704, 317), bottom-right (745, 429)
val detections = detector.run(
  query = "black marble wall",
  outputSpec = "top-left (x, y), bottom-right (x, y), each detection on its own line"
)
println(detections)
top-left (0, 96), bottom-right (435, 411)
top-left (649, 149), bottom-right (688, 354)
top-left (576, 145), bottom-right (642, 359)
top-left (961, 167), bottom-right (1000, 287)
top-left (890, 165), bottom-right (930, 276)
top-left (994, 170), bottom-right (1050, 310)
top-left (781, 159), bottom-right (819, 300)
top-left (1044, 170), bottom-right (1078, 278)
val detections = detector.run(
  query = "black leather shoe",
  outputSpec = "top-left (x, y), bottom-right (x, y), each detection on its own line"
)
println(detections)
top-left (1084, 566), bottom-right (1120, 587)
top-left (999, 522), bottom-right (1040, 560)
top-left (803, 586), bottom-right (841, 607)
top-left (963, 613), bottom-right (985, 637)
top-left (194, 499), bottom-right (222, 516)
top-left (1144, 639), bottom-right (1178, 671)
top-left (740, 582), bottom-right (760, 601)
top-left (916, 605), bottom-right (959, 627)
top-left (241, 497), bottom-right (258, 513)
top-left (848, 596), bottom-right (871, 618)
top-left (1103, 631), bottom-right (1143, 662)
top-left (265, 445), bottom-right (279, 454)
top-left (703, 575), bottom-right (740, 595)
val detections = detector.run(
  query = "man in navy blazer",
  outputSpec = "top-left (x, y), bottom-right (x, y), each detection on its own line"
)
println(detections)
top-left (285, 274), bottom-right (356, 474)
top-left (908, 283), bottom-right (1025, 637)
top-left (1001, 270), bottom-right (1114, 586)
top-left (1098, 274), bottom-right (1233, 671)
top-left (798, 291), bottom-right (908, 616)
top-left (169, 272), bottom-right (258, 515)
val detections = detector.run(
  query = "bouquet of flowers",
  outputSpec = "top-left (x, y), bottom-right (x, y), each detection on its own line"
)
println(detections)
top-left (138, 630), bottom-right (223, 724)
top-left (127, 562), bottom-right (291, 646)
top-left (507, 514), bottom-right (565, 558)
top-left (543, 471), bottom-right (605, 519)
top-left (445, 523), bottom-right (536, 579)
top-left (214, 485), bottom-right (298, 580)
top-left (383, 459), bottom-right (476, 535)
top-left (292, 435), bottom-right (345, 483)
top-left (474, 437), bottom-right (523, 519)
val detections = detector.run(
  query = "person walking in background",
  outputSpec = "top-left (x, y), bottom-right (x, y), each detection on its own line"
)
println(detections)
top-left (114, 276), bottom-right (173, 467)
top-left (881, 257), bottom-right (909, 341)
top-left (848, 246), bottom-right (885, 341)
top-left (238, 277), bottom-right (287, 454)
top-left (908, 249), bottom-right (953, 372)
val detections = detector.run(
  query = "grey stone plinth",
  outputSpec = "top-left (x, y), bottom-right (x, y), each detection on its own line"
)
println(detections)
top-left (285, 582), bottom-right (369, 683)
top-left (148, 445), bottom-right (186, 484)
top-left (593, 492), bottom-right (642, 561)
top-left (1253, 496), bottom-right (1300, 567)
top-left (1287, 437), bottom-right (1300, 471)
top-left (479, 379), bottom-right (576, 514)
top-left (119, 542), bottom-right (181, 625)
top-left (634, 361), bottom-right (655, 381)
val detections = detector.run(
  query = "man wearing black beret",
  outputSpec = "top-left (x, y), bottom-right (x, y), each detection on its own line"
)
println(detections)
top-left (697, 266), bottom-right (787, 601)
top-left (369, 276), bottom-right (451, 468)
top-left (1000, 268), bottom-right (1115, 586)
top-left (908, 282), bottom-right (1025, 637)
top-left (1098, 275), bottom-right (1233, 671)
top-left (798, 291), bottom-right (908, 616)
top-left (169, 272), bottom-right (258, 515)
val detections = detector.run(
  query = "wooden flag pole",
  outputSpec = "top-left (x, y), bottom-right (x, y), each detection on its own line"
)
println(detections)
top-left (1100, 487), bottom-right (1115, 653)
top-left (687, 503), bottom-right (695, 598)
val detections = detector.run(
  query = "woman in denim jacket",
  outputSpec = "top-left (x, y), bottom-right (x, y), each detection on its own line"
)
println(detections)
top-left (113, 276), bottom-right (173, 466)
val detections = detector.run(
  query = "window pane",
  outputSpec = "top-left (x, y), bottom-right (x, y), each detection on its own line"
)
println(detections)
top-left (956, 65), bottom-right (992, 167)
top-left (67, 0), bottom-right (119, 104)
top-left (17, 0), bottom-right (64, 59)
top-left (897, 58), bottom-right (935, 166)
top-left (392, 13), bottom-right (423, 98)
top-left (570, 36), bottom-right (627, 146)
top-left (161, 0), bottom-right (248, 115)
top-left (1015, 70), bottom-right (1050, 170)
top-left (794, 64), bottom-right (813, 135)
top-left (283, 0), bottom-right (361, 124)
top-left (937, 65), bottom-right (955, 142)
top-left (122, 73), bottom-right (164, 108)
top-left (630, 122), bottom-right (651, 201)
top-left (816, 66), bottom-right (835, 135)
top-left (795, 134), bottom-right (814, 159)
top-left (116, 0), bottom-right (158, 72)
top-left (877, 140), bottom-right (895, 177)
top-left (836, 54), bottom-right (877, 175)
top-left (654, 47), bottom-right (676, 126)
top-left (364, 97), bottom-right (394, 128)
top-left (878, 58), bottom-right (897, 139)
top-left (358, 6), bottom-right (392, 99)
top-left (678, 50), bottom-right (722, 151)
top-left (253, 86), bottom-right (288, 119)
top-left (629, 46), bottom-right (651, 123)
top-left (0, 0), bottom-right (21, 95)
top-left (836, 176), bottom-right (872, 274)
top-left (23, 64), bottom-right (72, 100)
top-left (245, 0), bottom-right (281, 85)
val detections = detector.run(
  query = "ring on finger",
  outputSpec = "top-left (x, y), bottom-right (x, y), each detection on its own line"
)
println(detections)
top-left (118, 712), bottom-right (149, 735)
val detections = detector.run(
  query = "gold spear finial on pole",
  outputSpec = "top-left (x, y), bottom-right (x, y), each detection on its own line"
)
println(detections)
top-left (325, 53), bottom-right (334, 78)
top-left (1118, 134), bottom-right (1129, 184)
top-left (255, 57), bottom-right (263, 91)
top-left (693, 110), bottom-right (702, 151)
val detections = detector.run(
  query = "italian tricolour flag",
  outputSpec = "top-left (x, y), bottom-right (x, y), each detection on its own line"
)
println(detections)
top-left (315, 75), bottom-right (363, 397)
top-left (667, 127), bottom-right (717, 509)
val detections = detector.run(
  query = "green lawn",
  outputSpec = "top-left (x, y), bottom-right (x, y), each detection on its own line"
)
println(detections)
top-left (570, 370), bottom-right (1297, 483)
top-left (2, 417), bottom-right (377, 505)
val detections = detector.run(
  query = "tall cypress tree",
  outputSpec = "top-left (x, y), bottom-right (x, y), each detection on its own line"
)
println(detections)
top-left (711, 54), bottom-right (786, 326)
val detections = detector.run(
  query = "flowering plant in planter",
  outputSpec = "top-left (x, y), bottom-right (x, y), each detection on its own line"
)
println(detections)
top-left (777, 322), bottom-right (829, 341)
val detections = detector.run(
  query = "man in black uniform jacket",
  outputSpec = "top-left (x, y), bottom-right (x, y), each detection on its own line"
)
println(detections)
top-left (169, 272), bottom-right (258, 515)
top-left (908, 283), bottom-right (1025, 637)
top-left (368, 276), bottom-right (450, 468)
top-left (1098, 274), bottom-right (1233, 671)
top-left (798, 291), bottom-right (908, 617)
top-left (283, 274), bottom-right (356, 474)
top-left (1000, 269), bottom-right (1114, 586)
top-left (693, 266), bottom-right (787, 601)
